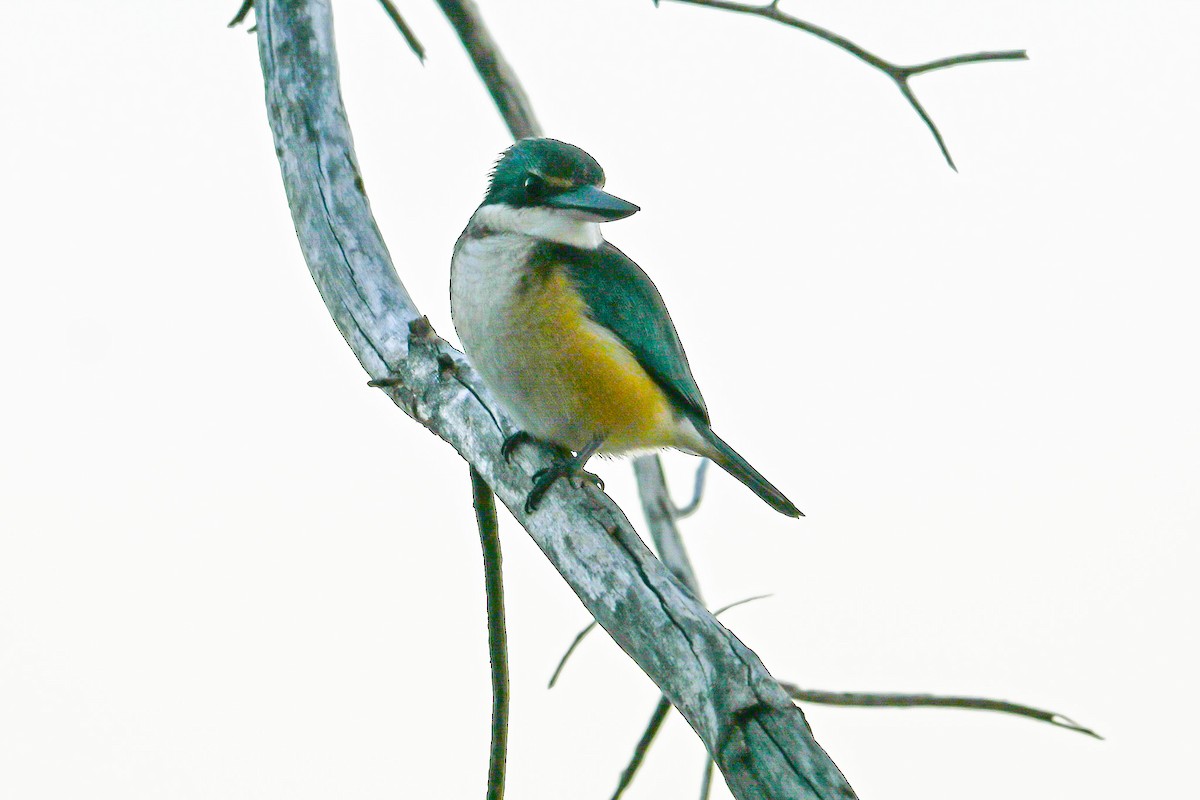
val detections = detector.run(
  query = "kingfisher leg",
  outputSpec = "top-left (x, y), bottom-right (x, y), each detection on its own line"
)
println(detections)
top-left (525, 435), bottom-right (606, 513)
top-left (500, 431), bottom-right (537, 462)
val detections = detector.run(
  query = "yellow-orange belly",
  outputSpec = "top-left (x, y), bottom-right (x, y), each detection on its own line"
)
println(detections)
top-left (492, 267), bottom-right (679, 454)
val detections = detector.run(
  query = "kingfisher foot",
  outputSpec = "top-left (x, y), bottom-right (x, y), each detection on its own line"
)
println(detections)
top-left (500, 431), bottom-right (537, 462)
top-left (525, 458), bottom-right (604, 513)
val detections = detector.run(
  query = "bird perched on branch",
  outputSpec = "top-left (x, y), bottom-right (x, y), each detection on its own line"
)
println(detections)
top-left (451, 138), bottom-right (800, 518)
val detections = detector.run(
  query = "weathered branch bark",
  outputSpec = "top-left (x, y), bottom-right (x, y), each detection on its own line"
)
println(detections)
top-left (253, 1), bottom-right (854, 797)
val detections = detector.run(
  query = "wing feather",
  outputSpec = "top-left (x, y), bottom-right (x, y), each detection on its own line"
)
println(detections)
top-left (534, 242), bottom-right (710, 425)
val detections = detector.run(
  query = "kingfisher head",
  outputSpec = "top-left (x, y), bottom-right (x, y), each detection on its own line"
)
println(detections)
top-left (473, 138), bottom-right (640, 248)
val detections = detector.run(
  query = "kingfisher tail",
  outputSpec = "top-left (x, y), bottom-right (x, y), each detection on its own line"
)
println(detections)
top-left (693, 424), bottom-right (803, 518)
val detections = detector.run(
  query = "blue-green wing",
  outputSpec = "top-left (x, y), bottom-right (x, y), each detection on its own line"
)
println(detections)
top-left (551, 242), bottom-right (710, 425)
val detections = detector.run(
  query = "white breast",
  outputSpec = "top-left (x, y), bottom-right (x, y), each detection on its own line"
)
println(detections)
top-left (450, 230), bottom-right (543, 432)
top-left (451, 231), bottom-right (530, 347)
top-left (450, 203), bottom-right (602, 400)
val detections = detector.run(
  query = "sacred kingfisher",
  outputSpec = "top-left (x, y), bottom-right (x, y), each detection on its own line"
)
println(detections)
top-left (450, 138), bottom-right (801, 518)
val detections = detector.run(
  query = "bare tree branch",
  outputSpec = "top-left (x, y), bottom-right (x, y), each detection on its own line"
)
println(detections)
top-left (782, 684), bottom-right (1102, 739)
top-left (471, 467), bottom-right (510, 799)
top-left (252, 3), bottom-right (855, 798)
top-left (625, 459), bottom-right (778, 798)
top-left (602, 595), bottom-right (778, 797)
top-left (633, 456), bottom-right (711, 524)
top-left (658, 0), bottom-right (1028, 169)
top-left (605, 457), bottom-right (704, 796)
top-left (376, 0), bottom-right (426, 63)
top-left (633, 455), bottom-right (706, 598)
top-left (434, 0), bottom-right (541, 139)
top-left (609, 458), bottom-right (1098, 793)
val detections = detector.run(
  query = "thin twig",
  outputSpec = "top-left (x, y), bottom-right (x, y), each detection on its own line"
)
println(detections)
top-left (227, 0), bottom-right (253, 28)
top-left (611, 697), bottom-right (673, 800)
top-left (781, 684), bottom-right (1102, 739)
top-left (375, 0), bottom-right (426, 63)
top-left (435, 0), bottom-right (542, 139)
top-left (547, 620), bottom-right (597, 689)
top-left (674, 459), bottom-right (710, 519)
top-left (472, 467), bottom-right (510, 800)
top-left (699, 757), bottom-right (715, 800)
top-left (712, 594), bottom-right (773, 617)
top-left (660, 0), bottom-right (1027, 169)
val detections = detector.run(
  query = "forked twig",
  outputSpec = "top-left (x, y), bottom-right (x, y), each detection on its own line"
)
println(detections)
top-left (633, 455), bottom-right (706, 594)
top-left (659, 0), bottom-right (1027, 169)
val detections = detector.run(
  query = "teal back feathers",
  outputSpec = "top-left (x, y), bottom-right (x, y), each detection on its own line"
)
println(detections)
top-left (532, 241), bottom-right (710, 426)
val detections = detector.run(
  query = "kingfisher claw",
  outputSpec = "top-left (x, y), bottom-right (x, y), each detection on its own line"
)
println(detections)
top-left (525, 460), bottom-right (603, 513)
top-left (501, 431), bottom-right (535, 462)
top-left (577, 471), bottom-right (604, 492)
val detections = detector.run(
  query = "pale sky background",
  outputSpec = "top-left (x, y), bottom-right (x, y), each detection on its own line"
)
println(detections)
top-left (1, 1), bottom-right (1197, 798)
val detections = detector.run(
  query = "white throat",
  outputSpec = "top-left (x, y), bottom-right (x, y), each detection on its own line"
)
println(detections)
top-left (472, 203), bottom-right (603, 249)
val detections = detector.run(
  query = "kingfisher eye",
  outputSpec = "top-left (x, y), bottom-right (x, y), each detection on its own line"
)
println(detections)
top-left (523, 173), bottom-right (547, 196)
